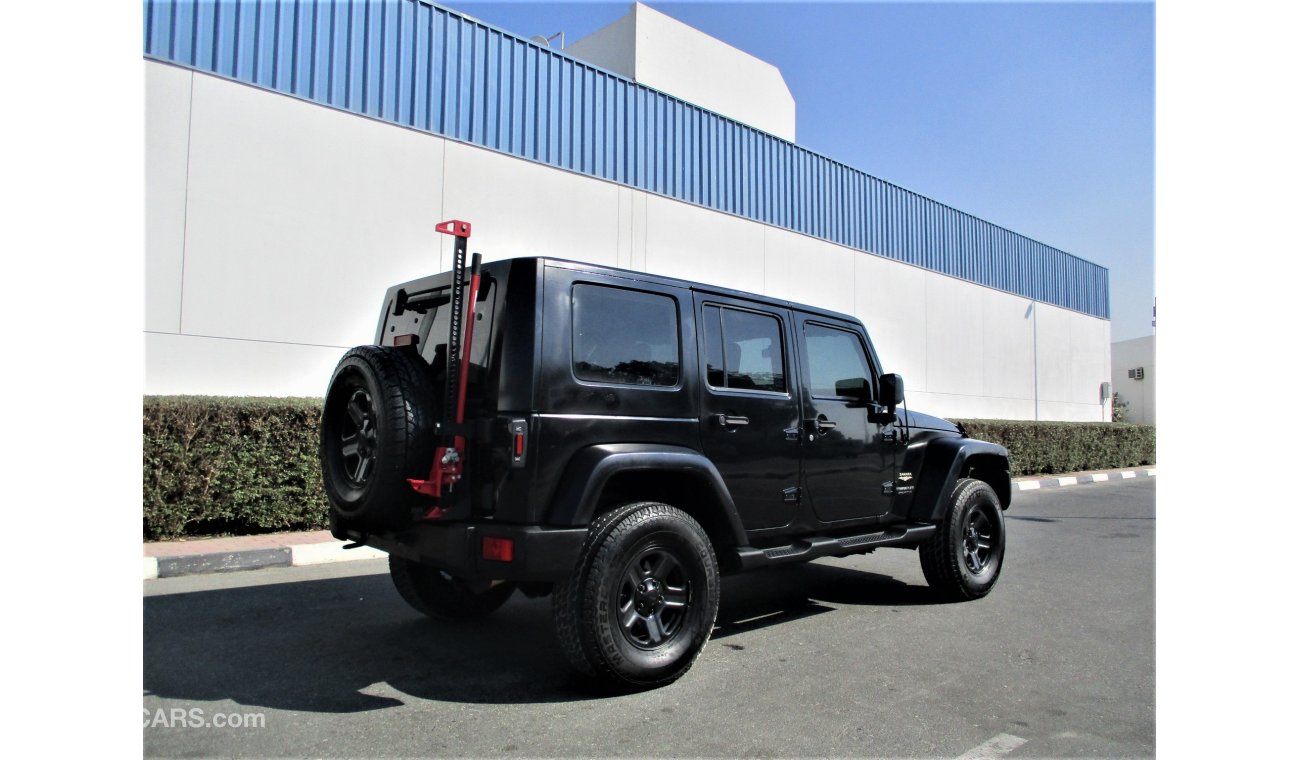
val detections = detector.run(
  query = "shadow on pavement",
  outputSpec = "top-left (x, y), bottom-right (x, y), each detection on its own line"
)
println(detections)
top-left (1008, 514), bottom-right (1154, 522)
top-left (144, 561), bottom-right (943, 711)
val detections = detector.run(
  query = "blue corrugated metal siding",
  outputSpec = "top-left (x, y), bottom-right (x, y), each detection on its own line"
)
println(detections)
top-left (144, 0), bottom-right (1109, 319)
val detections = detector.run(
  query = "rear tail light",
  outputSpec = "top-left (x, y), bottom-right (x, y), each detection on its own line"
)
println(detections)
top-left (481, 536), bottom-right (514, 563)
top-left (508, 419), bottom-right (527, 468)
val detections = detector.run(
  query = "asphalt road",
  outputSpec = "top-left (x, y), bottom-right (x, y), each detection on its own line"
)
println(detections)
top-left (144, 478), bottom-right (1154, 758)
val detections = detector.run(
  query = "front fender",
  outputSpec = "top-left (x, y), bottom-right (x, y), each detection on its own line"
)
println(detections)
top-left (545, 443), bottom-right (748, 547)
top-left (907, 437), bottom-right (1012, 523)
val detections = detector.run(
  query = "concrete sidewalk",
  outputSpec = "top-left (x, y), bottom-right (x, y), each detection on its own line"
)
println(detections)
top-left (143, 466), bottom-right (1156, 580)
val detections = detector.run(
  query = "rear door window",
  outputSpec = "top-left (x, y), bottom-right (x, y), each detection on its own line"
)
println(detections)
top-left (572, 284), bottom-right (680, 387)
top-left (701, 304), bottom-right (787, 393)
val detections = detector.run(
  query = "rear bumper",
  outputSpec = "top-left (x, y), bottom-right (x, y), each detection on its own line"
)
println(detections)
top-left (332, 516), bottom-right (587, 582)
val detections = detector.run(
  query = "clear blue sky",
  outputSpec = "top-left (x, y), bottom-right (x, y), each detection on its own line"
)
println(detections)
top-left (456, 1), bottom-right (1155, 341)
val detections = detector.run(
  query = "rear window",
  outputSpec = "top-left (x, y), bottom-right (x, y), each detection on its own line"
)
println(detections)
top-left (572, 284), bottom-right (680, 387)
top-left (419, 280), bottom-right (496, 375)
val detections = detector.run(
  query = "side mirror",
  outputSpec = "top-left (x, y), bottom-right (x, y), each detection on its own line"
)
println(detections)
top-left (834, 377), bottom-right (872, 401)
top-left (868, 373), bottom-right (904, 424)
top-left (880, 373), bottom-right (905, 407)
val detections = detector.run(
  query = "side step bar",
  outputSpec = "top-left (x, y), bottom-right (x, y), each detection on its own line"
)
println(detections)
top-left (733, 524), bottom-right (937, 571)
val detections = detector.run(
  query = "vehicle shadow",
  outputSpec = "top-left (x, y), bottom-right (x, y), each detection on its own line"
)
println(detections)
top-left (143, 562), bottom-right (944, 711)
top-left (713, 561), bottom-right (948, 639)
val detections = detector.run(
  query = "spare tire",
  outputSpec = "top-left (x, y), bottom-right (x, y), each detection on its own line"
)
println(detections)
top-left (320, 345), bottom-right (438, 530)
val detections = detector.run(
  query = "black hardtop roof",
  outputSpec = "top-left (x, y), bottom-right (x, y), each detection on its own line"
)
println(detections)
top-left (511, 256), bottom-right (865, 327)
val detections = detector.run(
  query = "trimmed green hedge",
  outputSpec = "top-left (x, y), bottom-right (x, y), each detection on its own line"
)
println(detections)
top-left (144, 396), bottom-right (329, 540)
top-left (953, 419), bottom-right (1155, 477)
top-left (143, 397), bottom-right (1155, 540)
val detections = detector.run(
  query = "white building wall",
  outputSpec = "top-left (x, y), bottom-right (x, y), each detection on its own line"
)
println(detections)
top-left (561, 6), bottom-right (637, 81)
top-left (642, 194), bottom-right (767, 294)
top-left (1111, 336), bottom-right (1156, 424)
top-left (181, 71), bottom-right (450, 349)
top-left (441, 140), bottom-right (625, 271)
top-left (145, 63), bottom-right (191, 335)
top-left (145, 62), bottom-right (1110, 420)
top-left (565, 3), bottom-right (797, 141)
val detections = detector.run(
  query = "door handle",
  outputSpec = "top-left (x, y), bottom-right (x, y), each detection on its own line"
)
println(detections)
top-left (808, 415), bottom-right (837, 433)
top-left (714, 414), bottom-right (750, 428)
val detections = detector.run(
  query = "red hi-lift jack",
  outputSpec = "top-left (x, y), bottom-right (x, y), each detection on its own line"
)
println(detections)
top-left (408, 219), bottom-right (480, 520)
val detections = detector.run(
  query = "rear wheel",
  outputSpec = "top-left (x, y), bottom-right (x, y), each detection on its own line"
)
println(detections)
top-left (389, 556), bottom-right (515, 620)
top-left (320, 346), bottom-right (436, 531)
top-left (919, 478), bottom-right (1006, 600)
top-left (553, 502), bottom-right (719, 688)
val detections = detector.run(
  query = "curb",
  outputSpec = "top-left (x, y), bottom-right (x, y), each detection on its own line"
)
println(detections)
top-left (145, 540), bottom-right (389, 580)
top-left (144, 466), bottom-right (1155, 581)
top-left (1013, 467), bottom-right (1155, 492)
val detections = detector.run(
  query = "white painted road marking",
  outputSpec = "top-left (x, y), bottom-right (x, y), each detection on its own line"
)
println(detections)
top-left (1056, 476), bottom-right (1078, 486)
top-left (1120, 471), bottom-right (1136, 478)
top-left (1091, 473), bottom-right (1109, 482)
top-left (143, 557), bottom-right (159, 580)
top-left (954, 732), bottom-right (1029, 759)
top-left (1016, 480), bottom-right (1041, 490)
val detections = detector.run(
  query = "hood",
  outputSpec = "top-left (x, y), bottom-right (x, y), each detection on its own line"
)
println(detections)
top-left (898, 408), bottom-right (963, 436)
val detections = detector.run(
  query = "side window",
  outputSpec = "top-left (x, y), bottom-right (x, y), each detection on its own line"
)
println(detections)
top-left (701, 305), bottom-right (787, 393)
top-left (703, 305), bottom-right (726, 387)
top-left (572, 284), bottom-right (680, 386)
top-left (805, 323), bottom-right (873, 398)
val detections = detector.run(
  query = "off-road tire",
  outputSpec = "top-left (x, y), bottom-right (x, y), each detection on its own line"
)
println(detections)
top-left (389, 555), bottom-right (515, 620)
top-left (320, 345), bottom-right (437, 531)
top-left (919, 478), bottom-right (1006, 600)
top-left (553, 502), bottom-right (720, 688)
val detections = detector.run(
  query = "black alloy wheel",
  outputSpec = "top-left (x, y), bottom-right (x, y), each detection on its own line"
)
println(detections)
top-left (962, 505), bottom-right (997, 574)
top-left (553, 501), bottom-right (720, 688)
top-left (614, 545), bottom-right (692, 649)
top-left (339, 388), bottom-right (379, 487)
top-left (919, 478), bottom-right (1006, 601)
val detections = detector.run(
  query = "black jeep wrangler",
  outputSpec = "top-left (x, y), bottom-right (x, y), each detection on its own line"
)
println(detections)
top-left (320, 222), bottom-right (1010, 687)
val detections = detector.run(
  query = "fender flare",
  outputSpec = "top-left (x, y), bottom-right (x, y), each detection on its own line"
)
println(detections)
top-left (546, 443), bottom-right (748, 547)
top-left (907, 437), bottom-right (1012, 523)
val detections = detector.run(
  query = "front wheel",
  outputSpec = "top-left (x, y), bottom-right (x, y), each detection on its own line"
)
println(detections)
top-left (553, 502), bottom-right (720, 688)
top-left (919, 478), bottom-right (1006, 600)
